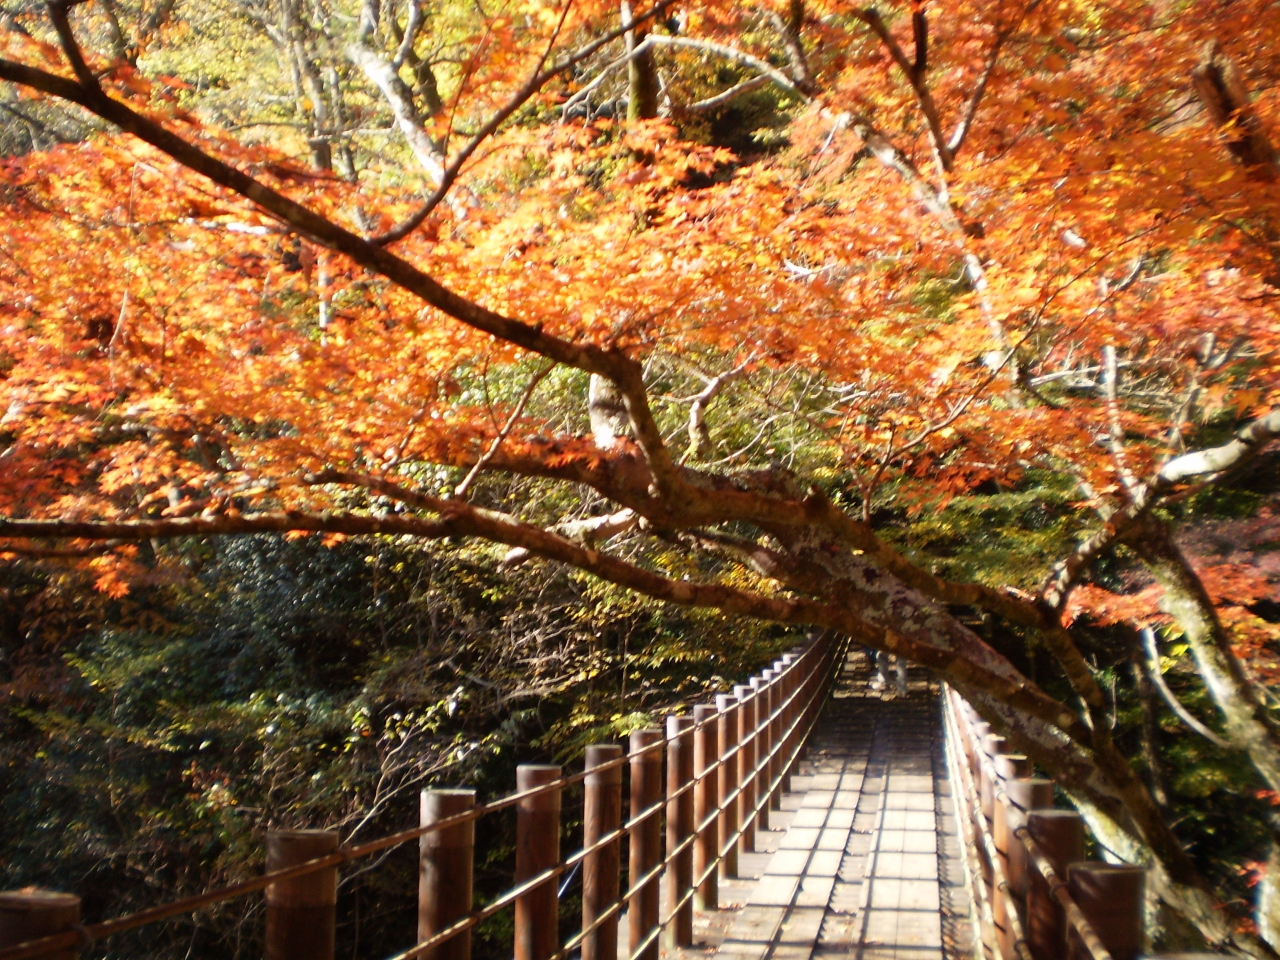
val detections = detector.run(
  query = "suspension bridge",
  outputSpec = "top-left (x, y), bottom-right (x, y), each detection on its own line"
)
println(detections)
top-left (0, 637), bottom-right (1160, 960)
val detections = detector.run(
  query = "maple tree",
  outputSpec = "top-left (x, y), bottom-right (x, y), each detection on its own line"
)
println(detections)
top-left (2, 0), bottom-right (1280, 952)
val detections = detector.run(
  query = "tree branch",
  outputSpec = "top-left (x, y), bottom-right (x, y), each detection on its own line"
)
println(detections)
top-left (685, 356), bottom-right (753, 460)
top-left (0, 510), bottom-right (1084, 733)
top-left (1102, 344), bottom-right (1141, 496)
top-left (645, 34), bottom-right (807, 99)
top-left (346, 40), bottom-right (448, 184)
top-left (453, 361), bottom-right (555, 500)
top-left (854, 7), bottom-right (951, 172)
top-left (1191, 40), bottom-right (1280, 179)
top-left (371, 0), bottom-right (680, 246)
top-left (947, 28), bottom-right (1006, 155)
top-left (500, 509), bottom-right (637, 567)
top-left (0, 44), bottom-right (680, 499)
top-left (764, 10), bottom-right (814, 94)
top-left (47, 0), bottom-right (100, 91)
top-left (0, 539), bottom-right (127, 558)
top-left (677, 75), bottom-right (769, 114)
top-left (1041, 406), bottom-right (1280, 611)
top-left (1140, 628), bottom-right (1233, 749)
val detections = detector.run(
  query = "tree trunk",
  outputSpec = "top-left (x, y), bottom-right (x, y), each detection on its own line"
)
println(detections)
top-left (1133, 658), bottom-right (1169, 806)
top-left (1134, 522), bottom-right (1280, 948)
top-left (1134, 523), bottom-right (1280, 793)
top-left (621, 0), bottom-right (659, 120)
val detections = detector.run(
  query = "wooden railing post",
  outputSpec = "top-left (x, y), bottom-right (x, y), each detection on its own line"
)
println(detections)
top-left (772, 660), bottom-right (789, 792)
top-left (1066, 864), bottom-right (1145, 960)
top-left (733, 684), bottom-right (757, 854)
top-left (515, 765), bottom-right (561, 960)
top-left (628, 730), bottom-right (664, 960)
top-left (973, 733), bottom-right (1004, 960)
top-left (776, 657), bottom-right (795, 792)
top-left (665, 717), bottom-right (695, 950)
top-left (967, 721), bottom-right (991, 783)
top-left (693, 703), bottom-right (719, 911)
top-left (762, 670), bottom-right (781, 812)
top-left (265, 829), bottom-right (338, 960)
top-left (749, 676), bottom-right (771, 833)
top-left (419, 789), bottom-right (476, 960)
top-left (990, 763), bottom-right (1036, 960)
top-left (999, 777), bottom-right (1053, 921)
top-left (788, 651), bottom-right (809, 762)
top-left (0, 891), bottom-right (80, 960)
top-left (980, 734), bottom-right (1007, 824)
top-left (583, 745), bottom-right (623, 960)
top-left (1025, 809), bottom-right (1085, 960)
top-left (803, 642), bottom-right (824, 729)
top-left (716, 694), bottom-right (740, 880)
top-left (788, 650), bottom-right (808, 762)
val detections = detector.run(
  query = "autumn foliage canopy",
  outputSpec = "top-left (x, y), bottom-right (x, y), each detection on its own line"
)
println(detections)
top-left (2, 0), bottom-right (1280, 953)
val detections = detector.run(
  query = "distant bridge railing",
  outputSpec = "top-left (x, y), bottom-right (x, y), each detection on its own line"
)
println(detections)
top-left (943, 687), bottom-right (1153, 960)
top-left (0, 634), bottom-right (847, 960)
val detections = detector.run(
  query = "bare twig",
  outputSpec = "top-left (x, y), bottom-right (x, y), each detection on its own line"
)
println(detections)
top-left (454, 362), bottom-right (555, 500)
top-left (685, 356), bottom-right (754, 460)
top-left (946, 0), bottom-right (1041, 156)
top-left (560, 43), bottom-right (639, 117)
top-left (371, 0), bottom-right (680, 245)
top-left (393, 1), bottom-right (426, 67)
top-left (947, 30), bottom-right (1006, 155)
top-left (764, 10), bottom-right (814, 94)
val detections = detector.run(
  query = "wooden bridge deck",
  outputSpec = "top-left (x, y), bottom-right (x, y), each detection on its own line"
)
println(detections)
top-left (672, 658), bottom-right (974, 960)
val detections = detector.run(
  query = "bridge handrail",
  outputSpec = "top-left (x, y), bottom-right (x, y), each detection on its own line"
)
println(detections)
top-left (942, 686), bottom-right (1129, 960)
top-left (0, 633), bottom-right (849, 960)
top-left (410, 638), bottom-right (849, 960)
top-left (942, 688), bottom-right (1033, 960)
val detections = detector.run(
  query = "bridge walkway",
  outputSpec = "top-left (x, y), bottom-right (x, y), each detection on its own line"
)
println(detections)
top-left (675, 655), bottom-right (974, 960)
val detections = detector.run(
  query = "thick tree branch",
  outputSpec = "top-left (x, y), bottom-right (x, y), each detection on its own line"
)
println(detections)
top-left (1191, 40), bottom-right (1279, 179)
top-left (677, 75), bottom-right (769, 114)
top-left (0, 509), bottom-right (1085, 733)
top-left (0, 539), bottom-right (127, 558)
top-left (501, 509), bottom-right (638, 567)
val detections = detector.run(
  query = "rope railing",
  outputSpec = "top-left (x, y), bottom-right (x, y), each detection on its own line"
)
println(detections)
top-left (941, 686), bottom-right (1145, 960)
top-left (0, 633), bottom-right (847, 960)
